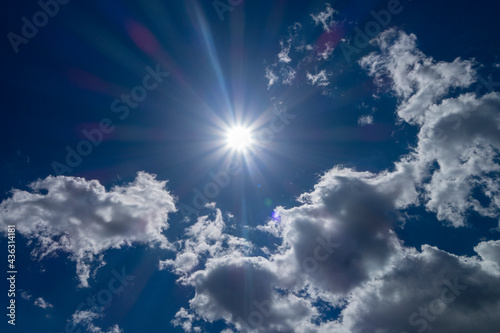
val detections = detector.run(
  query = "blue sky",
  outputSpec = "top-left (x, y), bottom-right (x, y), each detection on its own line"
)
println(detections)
top-left (1, 0), bottom-right (500, 332)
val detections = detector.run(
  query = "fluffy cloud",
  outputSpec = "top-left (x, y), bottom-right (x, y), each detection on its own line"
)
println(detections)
top-left (360, 29), bottom-right (500, 227)
top-left (0, 172), bottom-right (176, 286)
top-left (324, 243), bottom-right (500, 333)
top-left (165, 208), bottom-right (319, 332)
top-left (186, 255), bottom-right (316, 333)
top-left (166, 26), bottom-right (500, 332)
top-left (360, 29), bottom-right (476, 126)
top-left (160, 209), bottom-right (251, 278)
top-left (265, 167), bottom-right (404, 298)
top-left (168, 165), bottom-right (500, 333)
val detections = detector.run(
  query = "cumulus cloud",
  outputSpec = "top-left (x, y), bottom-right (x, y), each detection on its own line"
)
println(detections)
top-left (360, 28), bottom-right (477, 125)
top-left (0, 172), bottom-right (176, 287)
top-left (165, 208), bottom-right (319, 332)
top-left (160, 208), bottom-right (251, 279)
top-left (475, 240), bottom-right (500, 275)
top-left (360, 28), bottom-right (500, 227)
top-left (167, 166), bottom-right (417, 331)
top-left (186, 255), bottom-right (316, 333)
top-left (324, 244), bottom-right (500, 333)
top-left (262, 165), bottom-right (423, 302)
top-left (165, 162), bottom-right (499, 332)
top-left (164, 26), bottom-right (500, 332)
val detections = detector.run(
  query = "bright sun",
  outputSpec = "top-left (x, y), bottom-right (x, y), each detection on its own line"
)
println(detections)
top-left (226, 126), bottom-right (253, 151)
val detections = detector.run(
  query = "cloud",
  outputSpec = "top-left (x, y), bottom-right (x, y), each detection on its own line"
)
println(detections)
top-left (318, 42), bottom-right (334, 61)
top-left (167, 166), bottom-right (417, 331)
top-left (181, 255), bottom-right (317, 333)
top-left (360, 28), bottom-right (500, 227)
top-left (34, 297), bottom-right (53, 309)
top-left (265, 68), bottom-right (278, 89)
top-left (306, 70), bottom-right (330, 87)
top-left (265, 12), bottom-right (336, 93)
top-left (71, 310), bottom-right (123, 333)
top-left (166, 163), bottom-right (499, 332)
top-left (357, 115), bottom-right (373, 126)
top-left (360, 28), bottom-right (476, 126)
top-left (311, 3), bottom-right (338, 32)
top-left (0, 172), bottom-right (176, 287)
top-left (324, 244), bottom-right (500, 333)
top-left (418, 92), bottom-right (500, 226)
top-left (475, 240), bottom-right (500, 275)
top-left (20, 290), bottom-right (32, 300)
top-left (262, 167), bottom-right (408, 300)
top-left (158, 24), bottom-right (500, 332)
top-left (166, 26), bottom-right (500, 328)
top-left (278, 40), bottom-right (292, 63)
top-left (164, 208), bottom-right (318, 332)
top-left (160, 208), bottom-right (251, 279)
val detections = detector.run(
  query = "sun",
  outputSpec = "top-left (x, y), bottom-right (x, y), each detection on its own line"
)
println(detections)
top-left (225, 126), bottom-right (253, 151)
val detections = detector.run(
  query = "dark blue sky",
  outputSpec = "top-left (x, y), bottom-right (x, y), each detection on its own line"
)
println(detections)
top-left (1, 1), bottom-right (500, 332)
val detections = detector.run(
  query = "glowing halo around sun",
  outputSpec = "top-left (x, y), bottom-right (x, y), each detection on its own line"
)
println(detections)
top-left (225, 126), bottom-right (254, 152)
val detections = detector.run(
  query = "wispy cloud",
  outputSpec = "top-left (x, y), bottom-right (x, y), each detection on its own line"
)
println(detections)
top-left (34, 297), bottom-right (53, 309)
top-left (311, 3), bottom-right (338, 32)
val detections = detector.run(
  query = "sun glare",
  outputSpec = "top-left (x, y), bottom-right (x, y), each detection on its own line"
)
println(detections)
top-left (226, 126), bottom-right (253, 151)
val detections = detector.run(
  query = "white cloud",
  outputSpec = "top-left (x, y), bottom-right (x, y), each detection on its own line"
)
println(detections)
top-left (318, 42), bottom-right (334, 60)
top-left (181, 255), bottom-right (317, 333)
top-left (360, 28), bottom-right (476, 126)
top-left (265, 16), bottom-right (335, 94)
top-left (0, 172), bottom-right (176, 287)
top-left (72, 310), bottom-right (123, 333)
top-left (357, 114), bottom-right (373, 126)
top-left (165, 208), bottom-right (318, 332)
top-left (265, 68), bottom-right (278, 89)
top-left (160, 208), bottom-right (252, 279)
top-left (262, 167), bottom-right (408, 299)
top-left (475, 240), bottom-right (500, 275)
top-left (311, 3), bottom-right (338, 32)
top-left (161, 27), bottom-right (500, 333)
top-left (278, 40), bottom-right (292, 63)
top-left (34, 297), bottom-right (53, 309)
top-left (20, 290), bottom-right (32, 300)
top-left (165, 162), bottom-right (499, 332)
top-left (360, 29), bottom-right (500, 227)
top-left (306, 70), bottom-right (330, 87)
